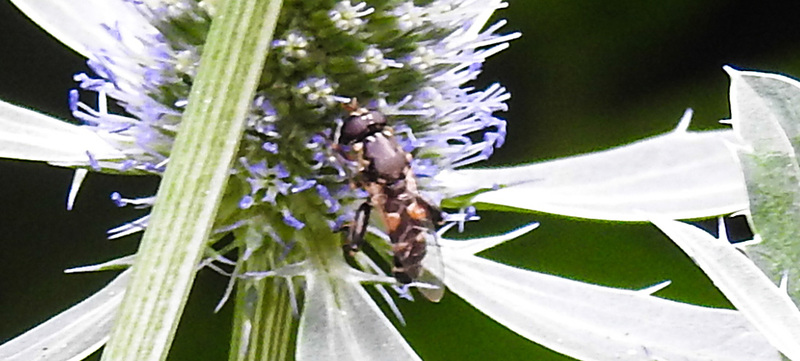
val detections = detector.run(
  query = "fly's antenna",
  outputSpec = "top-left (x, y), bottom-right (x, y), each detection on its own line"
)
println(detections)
top-left (343, 98), bottom-right (359, 113)
top-left (342, 97), bottom-right (369, 116)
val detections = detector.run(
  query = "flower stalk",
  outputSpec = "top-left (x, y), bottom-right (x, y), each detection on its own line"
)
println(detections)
top-left (101, 1), bottom-right (284, 360)
top-left (231, 237), bottom-right (295, 361)
top-left (228, 190), bottom-right (351, 360)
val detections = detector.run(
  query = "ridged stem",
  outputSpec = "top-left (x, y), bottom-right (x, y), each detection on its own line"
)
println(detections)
top-left (101, 1), bottom-right (283, 360)
top-left (230, 243), bottom-right (296, 361)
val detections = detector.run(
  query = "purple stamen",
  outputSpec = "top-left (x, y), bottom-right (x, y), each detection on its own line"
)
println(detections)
top-left (316, 185), bottom-right (340, 213)
top-left (111, 192), bottom-right (126, 207)
top-left (273, 164), bottom-right (290, 179)
top-left (239, 195), bottom-right (255, 209)
top-left (68, 90), bottom-right (80, 113)
top-left (282, 210), bottom-right (305, 230)
top-left (262, 142), bottom-right (278, 154)
top-left (85, 151), bottom-right (101, 171)
top-left (291, 179), bottom-right (317, 194)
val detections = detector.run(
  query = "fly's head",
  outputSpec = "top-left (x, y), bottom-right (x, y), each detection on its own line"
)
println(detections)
top-left (338, 99), bottom-right (387, 146)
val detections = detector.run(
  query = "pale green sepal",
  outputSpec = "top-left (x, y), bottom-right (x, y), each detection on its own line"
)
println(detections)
top-left (0, 100), bottom-right (123, 163)
top-left (725, 66), bottom-right (800, 306)
top-left (64, 255), bottom-right (135, 273)
top-left (440, 113), bottom-right (748, 221)
top-left (443, 249), bottom-right (780, 361)
top-left (296, 270), bottom-right (421, 361)
top-left (0, 270), bottom-right (130, 361)
top-left (653, 219), bottom-right (800, 360)
top-left (9, 0), bottom-right (153, 58)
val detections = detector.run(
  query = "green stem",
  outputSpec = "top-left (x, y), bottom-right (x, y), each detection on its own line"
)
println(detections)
top-left (230, 242), bottom-right (296, 361)
top-left (228, 193), bottom-right (345, 361)
top-left (101, 1), bottom-right (284, 361)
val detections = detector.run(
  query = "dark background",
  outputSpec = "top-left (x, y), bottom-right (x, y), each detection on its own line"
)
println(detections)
top-left (2, 1), bottom-right (799, 360)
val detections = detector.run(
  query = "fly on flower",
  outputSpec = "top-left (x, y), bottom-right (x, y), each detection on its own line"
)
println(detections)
top-left (335, 99), bottom-right (445, 302)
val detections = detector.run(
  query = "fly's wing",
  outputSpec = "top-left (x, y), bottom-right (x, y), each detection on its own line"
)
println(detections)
top-left (385, 192), bottom-right (445, 302)
top-left (390, 220), bottom-right (445, 302)
top-left (414, 195), bottom-right (446, 302)
top-left (415, 228), bottom-right (444, 302)
top-left (412, 223), bottom-right (445, 303)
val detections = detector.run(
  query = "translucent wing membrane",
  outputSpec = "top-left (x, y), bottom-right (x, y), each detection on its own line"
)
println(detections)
top-left (415, 228), bottom-right (445, 302)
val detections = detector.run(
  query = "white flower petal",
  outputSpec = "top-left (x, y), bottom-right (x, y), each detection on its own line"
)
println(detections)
top-left (0, 270), bottom-right (129, 361)
top-left (653, 219), bottom-right (800, 360)
top-left (9, 0), bottom-right (151, 58)
top-left (441, 112), bottom-right (748, 221)
top-left (443, 250), bottom-right (780, 361)
top-left (0, 100), bottom-right (124, 163)
top-left (297, 270), bottom-right (420, 361)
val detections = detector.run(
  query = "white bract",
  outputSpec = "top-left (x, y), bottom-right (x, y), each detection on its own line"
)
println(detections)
top-left (652, 67), bottom-right (800, 360)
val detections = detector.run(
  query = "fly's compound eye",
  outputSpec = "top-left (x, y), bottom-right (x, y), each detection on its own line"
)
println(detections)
top-left (364, 110), bottom-right (387, 128)
top-left (339, 114), bottom-right (369, 145)
top-left (339, 110), bottom-right (387, 145)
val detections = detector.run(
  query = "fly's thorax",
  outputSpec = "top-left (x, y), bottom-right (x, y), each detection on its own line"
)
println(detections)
top-left (363, 133), bottom-right (408, 183)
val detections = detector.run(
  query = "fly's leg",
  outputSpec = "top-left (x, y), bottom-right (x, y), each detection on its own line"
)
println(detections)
top-left (342, 201), bottom-right (372, 255)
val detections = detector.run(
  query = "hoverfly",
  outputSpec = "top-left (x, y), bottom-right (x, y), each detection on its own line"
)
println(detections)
top-left (334, 99), bottom-right (445, 302)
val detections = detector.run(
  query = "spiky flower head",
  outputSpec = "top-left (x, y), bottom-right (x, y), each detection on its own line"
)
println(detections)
top-left (70, 0), bottom-right (517, 284)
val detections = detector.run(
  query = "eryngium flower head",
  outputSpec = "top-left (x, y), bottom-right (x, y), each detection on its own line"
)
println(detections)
top-left (69, 0), bottom-right (518, 281)
top-left (62, 0), bottom-right (518, 357)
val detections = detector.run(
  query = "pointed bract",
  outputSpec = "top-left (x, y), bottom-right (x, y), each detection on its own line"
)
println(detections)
top-left (443, 123), bottom-right (748, 221)
top-left (0, 271), bottom-right (130, 361)
top-left (725, 66), bottom-right (800, 306)
top-left (654, 219), bottom-right (800, 360)
top-left (9, 0), bottom-right (152, 58)
top-left (443, 241), bottom-right (781, 361)
top-left (0, 100), bottom-right (123, 163)
top-left (297, 270), bottom-right (421, 361)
